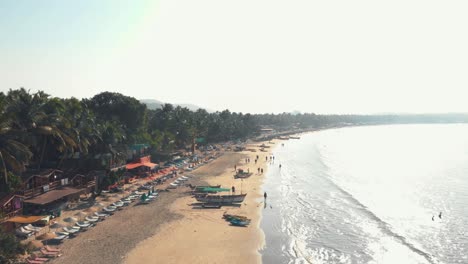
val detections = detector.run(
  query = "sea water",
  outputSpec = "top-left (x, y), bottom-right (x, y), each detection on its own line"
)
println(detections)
top-left (261, 124), bottom-right (468, 264)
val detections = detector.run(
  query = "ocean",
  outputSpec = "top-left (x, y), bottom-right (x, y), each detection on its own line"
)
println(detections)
top-left (260, 124), bottom-right (468, 264)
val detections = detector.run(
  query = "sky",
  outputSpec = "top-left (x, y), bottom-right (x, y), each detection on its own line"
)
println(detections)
top-left (1, 0), bottom-right (468, 114)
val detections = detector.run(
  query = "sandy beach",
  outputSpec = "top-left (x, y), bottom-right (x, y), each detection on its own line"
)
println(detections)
top-left (124, 142), bottom-right (276, 264)
top-left (46, 141), bottom-right (276, 264)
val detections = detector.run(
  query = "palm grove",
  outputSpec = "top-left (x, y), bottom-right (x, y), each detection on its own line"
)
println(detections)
top-left (0, 88), bottom-right (325, 192)
top-left (4, 88), bottom-right (468, 192)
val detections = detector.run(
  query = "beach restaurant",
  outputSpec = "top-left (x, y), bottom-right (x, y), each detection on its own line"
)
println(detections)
top-left (16, 169), bottom-right (89, 218)
top-left (126, 155), bottom-right (158, 176)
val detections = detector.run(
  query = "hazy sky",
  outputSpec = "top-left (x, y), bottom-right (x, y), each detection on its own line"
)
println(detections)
top-left (1, 1), bottom-right (467, 114)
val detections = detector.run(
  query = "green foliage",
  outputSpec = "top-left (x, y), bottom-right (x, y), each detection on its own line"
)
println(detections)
top-left (2, 87), bottom-right (466, 192)
top-left (0, 172), bottom-right (22, 193)
top-left (0, 227), bottom-right (26, 264)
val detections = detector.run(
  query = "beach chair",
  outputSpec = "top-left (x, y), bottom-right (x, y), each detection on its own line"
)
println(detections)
top-left (25, 224), bottom-right (42, 232)
top-left (63, 226), bottom-right (80, 234)
top-left (103, 206), bottom-right (116, 213)
top-left (112, 201), bottom-right (124, 208)
top-left (27, 259), bottom-right (46, 264)
top-left (45, 245), bottom-right (61, 252)
top-left (30, 254), bottom-right (49, 262)
top-left (16, 227), bottom-right (33, 238)
top-left (74, 221), bottom-right (90, 229)
top-left (40, 248), bottom-right (59, 257)
top-left (52, 232), bottom-right (69, 242)
top-left (94, 212), bottom-right (109, 218)
top-left (85, 216), bottom-right (99, 223)
top-left (121, 199), bottom-right (131, 206)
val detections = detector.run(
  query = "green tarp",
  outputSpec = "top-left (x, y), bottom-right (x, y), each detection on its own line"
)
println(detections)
top-left (199, 187), bottom-right (230, 192)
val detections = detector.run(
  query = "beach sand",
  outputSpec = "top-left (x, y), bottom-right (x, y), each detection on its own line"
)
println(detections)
top-left (124, 143), bottom-right (276, 264)
top-left (49, 142), bottom-right (276, 264)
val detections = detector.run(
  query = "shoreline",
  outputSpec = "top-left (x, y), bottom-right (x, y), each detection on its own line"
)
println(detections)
top-left (124, 141), bottom-right (279, 264)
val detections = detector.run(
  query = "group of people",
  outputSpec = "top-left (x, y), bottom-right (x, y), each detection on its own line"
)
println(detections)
top-left (432, 212), bottom-right (443, 221)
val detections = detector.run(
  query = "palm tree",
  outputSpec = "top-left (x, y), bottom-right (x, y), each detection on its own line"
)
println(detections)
top-left (0, 105), bottom-right (32, 185)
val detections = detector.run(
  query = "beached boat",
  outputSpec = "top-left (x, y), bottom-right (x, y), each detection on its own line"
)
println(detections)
top-left (289, 136), bottom-right (301, 139)
top-left (229, 218), bottom-right (250, 227)
top-left (189, 184), bottom-right (221, 190)
top-left (234, 169), bottom-right (252, 179)
top-left (223, 213), bottom-right (249, 221)
top-left (192, 187), bottom-right (230, 194)
top-left (195, 193), bottom-right (247, 204)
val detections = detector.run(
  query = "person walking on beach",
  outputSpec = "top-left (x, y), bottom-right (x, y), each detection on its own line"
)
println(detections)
top-left (234, 164), bottom-right (237, 172)
top-left (264, 192), bottom-right (267, 199)
top-left (261, 168), bottom-right (264, 174)
top-left (279, 164), bottom-right (282, 169)
top-left (257, 167), bottom-right (260, 174)
top-left (232, 186), bottom-right (236, 193)
top-left (439, 212), bottom-right (442, 219)
top-left (266, 156), bottom-right (268, 161)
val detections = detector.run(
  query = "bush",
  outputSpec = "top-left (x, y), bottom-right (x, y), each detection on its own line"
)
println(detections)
top-left (0, 227), bottom-right (26, 264)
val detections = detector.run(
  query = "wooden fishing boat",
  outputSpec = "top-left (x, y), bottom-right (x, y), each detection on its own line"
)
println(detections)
top-left (229, 218), bottom-right (251, 227)
top-left (234, 169), bottom-right (252, 179)
top-left (223, 213), bottom-right (250, 221)
top-left (192, 187), bottom-right (231, 194)
top-left (188, 184), bottom-right (221, 190)
top-left (195, 193), bottom-right (247, 204)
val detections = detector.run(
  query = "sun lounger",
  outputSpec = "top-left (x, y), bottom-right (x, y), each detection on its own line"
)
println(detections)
top-left (25, 224), bottom-right (42, 232)
top-left (103, 207), bottom-right (116, 213)
top-left (75, 221), bottom-right (90, 228)
top-left (112, 201), bottom-right (124, 207)
top-left (30, 254), bottom-right (49, 262)
top-left (45, 245), bottom-right (61, 252)
top-left (63, 226), bottom-right (80, 233)
top-left (27, 259), bottom-right (45, 264)
top-left (40, 248), bottom-right (59, 257)
top-left (94, 212), bottom-right (109, 218)
top-left (16, 227), bottom-right (33, 238)
top-left (167, 183), bottom-right (178, 189)
top-left (55, 231), bottom-right (69, 236)
top-left (52, 232), bottom-right (69, 241)
top-left (85, 216), bottom-right (99, 222)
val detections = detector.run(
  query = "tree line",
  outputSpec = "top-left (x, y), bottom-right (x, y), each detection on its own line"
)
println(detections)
top-left (2, 88), bottom-right (468, 190)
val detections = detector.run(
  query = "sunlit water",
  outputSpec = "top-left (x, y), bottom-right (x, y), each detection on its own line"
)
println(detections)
top-left (260, 124), bottom-right (468, 264)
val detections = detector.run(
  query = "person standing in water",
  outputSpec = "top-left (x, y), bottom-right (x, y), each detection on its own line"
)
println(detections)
top-left (279, 164), bottom-right (282, 169)
top-left (439, 212), bottom-right (442, 219)
top-left (264, 192), bottom-right (267, 199)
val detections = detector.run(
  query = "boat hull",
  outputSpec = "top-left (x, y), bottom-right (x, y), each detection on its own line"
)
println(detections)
top-left (196, 194), bottom-right (247, 204)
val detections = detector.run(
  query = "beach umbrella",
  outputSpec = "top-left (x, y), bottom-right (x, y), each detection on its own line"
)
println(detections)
top-left (49, 222), bottom-right (63, 230)
top-left (83, 207), bottom-right (97, 213)
top-left (36, 232), bottom-right (56, 241)
top-left (63, 217), bottom-right (77, 223)
top-left (48, 222), bottom-right (64, 233)
top-left (27, 240), bottom-right (44, 250)
top-left (75, 211), bottom-right (87, 220)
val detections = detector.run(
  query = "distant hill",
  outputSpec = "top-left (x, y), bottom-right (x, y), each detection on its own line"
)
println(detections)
top-left (140, 99), bottom-right (213, 112)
